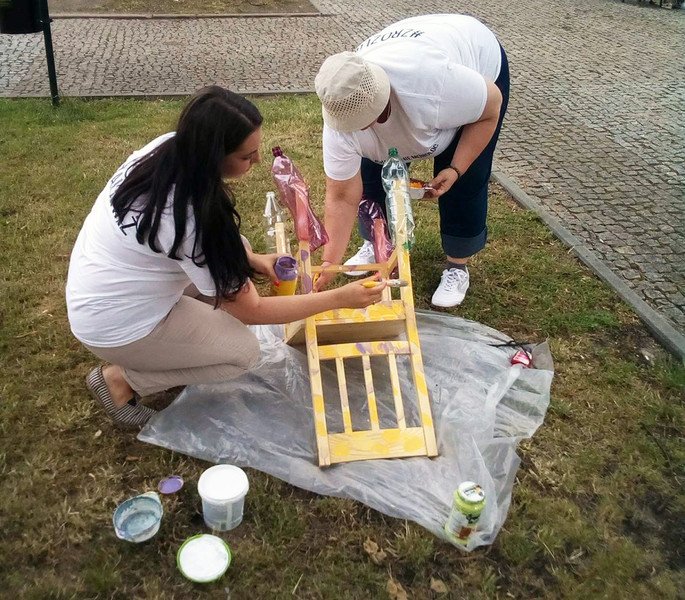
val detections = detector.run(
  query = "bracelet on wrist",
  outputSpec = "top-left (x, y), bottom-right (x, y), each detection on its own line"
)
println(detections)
top-left (447, 164), bottom-right (462, 180)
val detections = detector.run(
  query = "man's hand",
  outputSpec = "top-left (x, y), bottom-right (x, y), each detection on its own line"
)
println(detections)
top-left (319, 173), bottom-right (364, 285)
top-left (426, 168), bottom-right (460, 198)
top-left (313, 261), bottom-right (335, 291)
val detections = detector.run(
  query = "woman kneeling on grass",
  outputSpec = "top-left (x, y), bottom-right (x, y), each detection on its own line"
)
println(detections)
top-left (66, 86), bottom-right (385, 429)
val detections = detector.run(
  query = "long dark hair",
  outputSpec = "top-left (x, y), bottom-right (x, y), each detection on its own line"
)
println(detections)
top-left (110, 86), bottom-right (263, 305)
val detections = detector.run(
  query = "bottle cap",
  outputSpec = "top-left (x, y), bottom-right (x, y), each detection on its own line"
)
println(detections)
top-left (456, 481), bottom-right (485, 505)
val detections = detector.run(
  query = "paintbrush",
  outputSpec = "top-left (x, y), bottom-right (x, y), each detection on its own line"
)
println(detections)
top-left (362, 279), bottom-right (408, 288)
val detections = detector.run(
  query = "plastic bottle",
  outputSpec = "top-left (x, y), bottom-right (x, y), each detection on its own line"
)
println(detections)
top-left (381, 147), bottom-right (415, 250)
top-left (263, 191), bottom-right (285, 254)
top-left (271, 147), bottom-right (328, 252)
top-left (444, 481), bottom-right (486, 546)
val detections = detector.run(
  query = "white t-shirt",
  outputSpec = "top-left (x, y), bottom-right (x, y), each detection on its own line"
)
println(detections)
top-left (66, 133), bottom-right (219, 347)
top-left (323, 14), bottom-right (502, 181)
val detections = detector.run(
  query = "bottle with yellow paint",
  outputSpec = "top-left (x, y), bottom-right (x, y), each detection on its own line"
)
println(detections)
top-left (272, 255), bottom-right (298, 296)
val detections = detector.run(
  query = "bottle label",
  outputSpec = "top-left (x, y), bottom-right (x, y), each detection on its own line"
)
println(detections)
top-left (445, 508), bottom-right (478, 543)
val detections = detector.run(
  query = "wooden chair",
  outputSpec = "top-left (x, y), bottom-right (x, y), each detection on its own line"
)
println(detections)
top-left (276, 179), bottom-right (438, 467)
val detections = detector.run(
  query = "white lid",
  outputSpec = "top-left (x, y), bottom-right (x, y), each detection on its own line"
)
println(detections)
top-left (177, 534), bottom-right (231, 583)
top-left (197, 465), bottom-right (249, 503)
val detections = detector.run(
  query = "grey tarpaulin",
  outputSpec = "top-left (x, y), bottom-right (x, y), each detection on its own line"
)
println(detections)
top-left (139, 310), bottom-right (554, 550)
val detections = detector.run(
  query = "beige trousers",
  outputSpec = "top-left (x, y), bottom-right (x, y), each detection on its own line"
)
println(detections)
top-left (83, 286), bottom-right (260, 396)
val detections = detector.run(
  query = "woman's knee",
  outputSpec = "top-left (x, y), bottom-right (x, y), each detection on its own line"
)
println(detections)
top-left (231, 331), bottom-right (261, 370)
top-left (210, 334), bottom-right (260, 383)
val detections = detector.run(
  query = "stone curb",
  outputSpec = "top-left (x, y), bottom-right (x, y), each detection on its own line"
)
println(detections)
top-left (492, 170), bottom-right (685, 362)
top-left (50, 12), bottom-right (326, 19)
top-left (0, 89), bottom-right (315, 99)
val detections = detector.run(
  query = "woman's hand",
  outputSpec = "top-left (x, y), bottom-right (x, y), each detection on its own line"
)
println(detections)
top-left (426, 168), bottom-right (460, 198)
top-left (334, 277), bottom-right (387, 309)
top-left (221, 275), bottom-right (386, 325)
top-left (249, 252), bottom-right (289, 281)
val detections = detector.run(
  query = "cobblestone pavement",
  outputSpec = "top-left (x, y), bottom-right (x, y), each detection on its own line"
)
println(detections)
top-left (2, 0), bottom-right (684, 334)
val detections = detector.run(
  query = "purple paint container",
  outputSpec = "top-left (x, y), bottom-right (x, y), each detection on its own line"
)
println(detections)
top-left (273, 256), bottom-right (298, 296)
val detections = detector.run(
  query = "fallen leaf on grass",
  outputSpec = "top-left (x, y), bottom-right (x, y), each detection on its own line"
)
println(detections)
top-left (370, 548), bottom-right (387, 565)
top-left (93, 430), bottom-right (102, 438)
top-left (363, 537), bottom-right (387, 564)
top-left (387, 578), bottom-right (408, 600)
top-left (430, 577), bottom-right (448, 593)
top-left (125, 455), bottom-right (140, 462)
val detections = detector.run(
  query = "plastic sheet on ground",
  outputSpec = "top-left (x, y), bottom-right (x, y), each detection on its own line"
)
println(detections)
top-left (139, 310), bottom-right (554, 550)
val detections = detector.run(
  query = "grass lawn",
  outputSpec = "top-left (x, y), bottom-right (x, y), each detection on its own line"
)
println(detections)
top-left (0, 95), bottom-right (683, 599)
top-left (50, 0), bottom-right (318, 15)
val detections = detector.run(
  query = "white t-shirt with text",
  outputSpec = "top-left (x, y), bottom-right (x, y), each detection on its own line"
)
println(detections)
top-left (323, 14), bottom-right (502, 180)
top-left (66, 133), bottom-right (219, 347)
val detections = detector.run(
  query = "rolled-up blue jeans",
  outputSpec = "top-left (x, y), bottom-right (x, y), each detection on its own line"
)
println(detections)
top-left (358, 44), bottom-right (510, 259)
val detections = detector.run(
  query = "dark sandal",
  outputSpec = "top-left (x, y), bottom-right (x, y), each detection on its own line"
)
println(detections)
top-left (86, 365), bottom-right (156, 429)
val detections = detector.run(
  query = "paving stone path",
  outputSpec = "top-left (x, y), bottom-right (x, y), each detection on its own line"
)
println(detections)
top-left (2, 0), bottom-right (684, 337)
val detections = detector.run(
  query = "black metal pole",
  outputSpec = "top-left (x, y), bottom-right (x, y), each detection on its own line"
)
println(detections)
top-left (38, 0), bottom-right (59, 106)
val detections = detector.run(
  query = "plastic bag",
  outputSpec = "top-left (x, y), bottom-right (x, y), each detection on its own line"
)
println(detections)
top-left (271, 147), bottom-right (328, 252)
top-left (357, 196), bottom-right (394, 267)
top-left (139, 311), bottom-right (554, 551)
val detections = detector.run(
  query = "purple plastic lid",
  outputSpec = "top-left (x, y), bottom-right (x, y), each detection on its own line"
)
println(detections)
top-left (274, 256), bottom-right (298, 281)
top-left (158, 475), bottom-right (184, 495)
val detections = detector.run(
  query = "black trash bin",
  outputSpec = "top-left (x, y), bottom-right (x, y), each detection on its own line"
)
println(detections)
top-left (0, 0), bottom-right (42, 34)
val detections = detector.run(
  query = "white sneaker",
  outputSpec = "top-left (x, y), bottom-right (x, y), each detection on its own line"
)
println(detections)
top-left (431, 267), bottom-right (470, 307)
top-left (343, 240), bottom-right (376, 276)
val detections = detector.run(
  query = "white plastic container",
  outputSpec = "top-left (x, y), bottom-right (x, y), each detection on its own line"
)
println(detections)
top-left (197, 465), bottom-right (249, 531)
top-left (177, 534), bottom-right (231, 583)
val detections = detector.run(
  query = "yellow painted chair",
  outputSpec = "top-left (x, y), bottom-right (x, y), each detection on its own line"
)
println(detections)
top-left (276, 179), bottom-right (438, 467)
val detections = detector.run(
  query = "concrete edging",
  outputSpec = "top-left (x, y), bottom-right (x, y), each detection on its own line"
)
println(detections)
top-left (50, 12), bottom-right (326, 19)
top-left (0, 89), bottom-right (315, 99)
top-left (492, 169), bottom-right (685, 362)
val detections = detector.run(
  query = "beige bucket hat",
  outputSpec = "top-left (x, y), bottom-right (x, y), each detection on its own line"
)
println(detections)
top-left (315, 51), bottom-right (391, 133)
